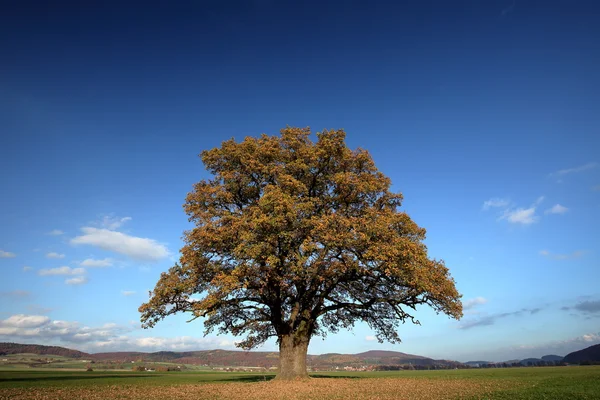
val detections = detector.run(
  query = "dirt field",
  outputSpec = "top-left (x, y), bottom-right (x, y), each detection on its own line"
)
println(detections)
top-left (0, 377), bottom-right (509, 400)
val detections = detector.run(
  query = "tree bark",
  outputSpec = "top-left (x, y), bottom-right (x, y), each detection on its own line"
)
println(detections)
top-left (276, 333), bottom-right (310, 380)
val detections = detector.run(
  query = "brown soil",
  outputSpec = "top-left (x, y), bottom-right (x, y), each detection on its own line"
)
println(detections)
top-left (0, 377), bottom-right (510, 399)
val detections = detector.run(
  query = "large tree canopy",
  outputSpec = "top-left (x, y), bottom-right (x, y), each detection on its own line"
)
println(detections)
top-left (140, 127), bottom-right (462, 379)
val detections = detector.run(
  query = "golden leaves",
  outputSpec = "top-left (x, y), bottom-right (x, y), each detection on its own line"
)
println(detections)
top-left (140, 127), bottom-right (463, 349)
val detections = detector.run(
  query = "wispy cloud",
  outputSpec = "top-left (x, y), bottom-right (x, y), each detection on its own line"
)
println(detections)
top-left (482, 198), bottom-right (510, 211)
top-left (0, 250), bottom-right (16, 258)
top-left (549, 162), bottom-right (598, 180)
top-left (365, 335), bottom-right (377, 341)
top-left (71, 228), bottom-right (169, 261)
top-left (101, 215), bottom-right (132, 230)
top-left (497, 196), bottom-right (544, 225)
top-left (483, 197), bottom-right (545, 225)
top-left (539, 250), bottom-right (584, 260)
top-left (38, 266), bottom-right (85, 276)
top-left (500, 0), bottom-right (516, 17)
top-left (47, 229), bottom-right (64, 236)
top-left (573, 300), bottom-right (600, 315)
top-left (459, 307), bottom-right (545, 330)
top-left (459, 316), bottom-right (497, 329)
top-left (22, 266), bottom-right (33, 272)
top-left (80, 258), bottom-right (113, 268)
top-left (46, 252), bottom-right (65, 259)
top-left (66, 276), bottom-right (88, 285)
top-left (545, 204), bottom-right (568, 215)
top-left (121, 290), bottom-right (136, 296)
top-left (463, 297), bottom-right (488, 310)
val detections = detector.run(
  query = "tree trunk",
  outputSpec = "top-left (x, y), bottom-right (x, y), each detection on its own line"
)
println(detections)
top-left (276, 333), bottom-right (310, 380)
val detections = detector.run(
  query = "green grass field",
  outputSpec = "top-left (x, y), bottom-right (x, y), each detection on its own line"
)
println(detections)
top-left (1, 366), bottom-right (598, 399)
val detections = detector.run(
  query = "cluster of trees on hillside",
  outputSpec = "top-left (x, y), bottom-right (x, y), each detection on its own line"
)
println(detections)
top-left (132, 364), bottom-right (184, 372)
top-left (578, 360), bottom-right (600, 366)
top-left (375, 363), bottom-right (469, 371)
top-left (474, 360), bottom-right (567, 368)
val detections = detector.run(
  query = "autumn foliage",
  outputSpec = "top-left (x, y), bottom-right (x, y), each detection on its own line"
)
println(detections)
top-left (139, 127), bottom-right (462, 379)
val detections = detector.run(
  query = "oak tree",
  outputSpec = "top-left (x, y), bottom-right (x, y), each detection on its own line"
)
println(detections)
top-left (139, 127), bottom-right (462, 380)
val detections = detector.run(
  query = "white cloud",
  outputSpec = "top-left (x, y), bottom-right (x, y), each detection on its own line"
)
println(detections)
top-left (582, 333), bottom-right (600, 341)
top-left (485, 196), bottom-right (545, 225)
top-left (499, 196), bottom-right (544, 225)
top-left (71, 227), bottom-right (169, 261)
top-left (365, 335), bottom-right (377, 341)
top-left (0, 315), bottom-right (130, 344)
top-left (545, 204), bottom-right (568, 215)
top-left (23, 266), bottom-right (33, 271)
top-left (46, 252), bottom-right (65, 259)
top-left (101, 215), bottom-right (132, 230)
top-left (501, 207), bottom-right (538, 225)
top-left (550, 162), bottom-right (598, 178)
top-left (463, 297), bottom-right (488, 310)
top-left (482, 198), bottom-right (510, 211)
top-left (539, 250), bottom-right (584, 260)
top-left (66, 276), bottom-right (88, 285)
top-left (0, 250), bottom-right (16, 258)
top-left (48, 229), bottom-right (64, 236)
top-left (80, 258), bottom-right (113, 268)
top-left (38, 266), bottom-right (85, 276)
top-left (0, 314), bottom-right (239, 353)
top-left (121, 290), bottom-right (136, 296)
top-left (0, 314), bottom-right (50, 328)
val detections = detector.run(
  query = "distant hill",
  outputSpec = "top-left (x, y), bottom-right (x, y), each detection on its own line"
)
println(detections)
top-left (0, 342), bottom-right (460, 369)
top-left (0, 343), bottom-right (88, 359)
top-left (91, 349), bottom-right (282, 367)
top-left (346, 350), bottom-right (444, 367)
top-left (541, 355), bottom-right (563, 362)
top-left (563, 344), bottom-right (600, 364)
top-left (91, 348), bottom-right (458, 368)
top-left (355, 350), bottom-right (428, 359)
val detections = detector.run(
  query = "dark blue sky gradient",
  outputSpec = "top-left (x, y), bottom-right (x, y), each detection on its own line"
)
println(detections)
top-left (1, 1), bottom-right (599, 359)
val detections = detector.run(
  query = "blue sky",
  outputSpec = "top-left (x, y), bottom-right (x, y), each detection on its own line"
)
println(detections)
top-left (1, 0), bottom-right (599, 362)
